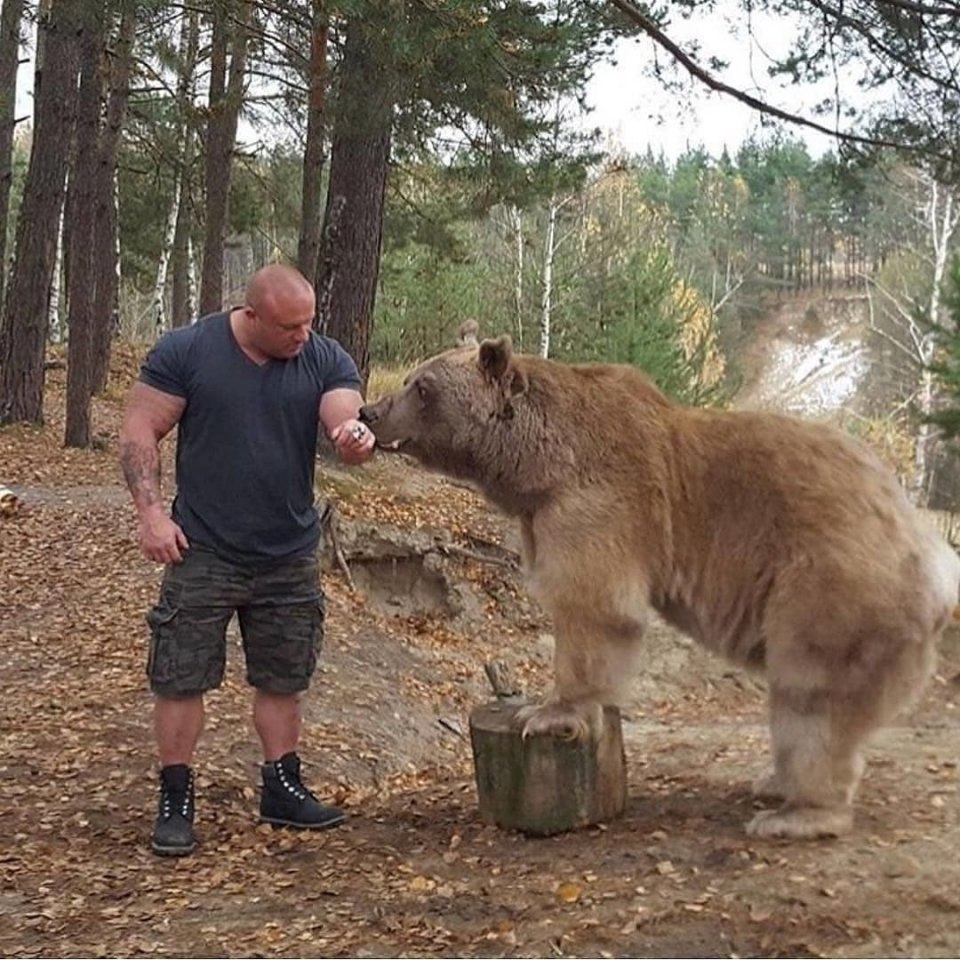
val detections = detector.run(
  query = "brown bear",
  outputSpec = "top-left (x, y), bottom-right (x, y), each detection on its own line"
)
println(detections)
top-left (359, 336), bottom-right (960, 840)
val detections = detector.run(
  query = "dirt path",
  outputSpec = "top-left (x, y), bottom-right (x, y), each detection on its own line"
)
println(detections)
top-left (2, 364), bottom-right (960, 958)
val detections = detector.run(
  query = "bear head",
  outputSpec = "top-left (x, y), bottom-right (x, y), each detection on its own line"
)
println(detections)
top-left (359, 335), bottom-right (529, 475)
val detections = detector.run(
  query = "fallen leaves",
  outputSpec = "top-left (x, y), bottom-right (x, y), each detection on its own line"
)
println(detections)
top-left (555, 881), bottom-right (583, 903)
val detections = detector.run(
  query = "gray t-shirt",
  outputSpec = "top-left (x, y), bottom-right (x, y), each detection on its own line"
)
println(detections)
top-left (140, 311), bottom-right (361, 564)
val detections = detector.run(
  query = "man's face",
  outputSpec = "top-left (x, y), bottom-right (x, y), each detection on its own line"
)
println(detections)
top-left (249, 295), bottom-right (314, 359)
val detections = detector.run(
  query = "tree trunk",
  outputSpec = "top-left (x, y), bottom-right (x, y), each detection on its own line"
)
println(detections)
top-left (315, 18), bottom-right (393, 389)
top-left (470, 701), bottom-right (627, 836)
top-left (0, 0), bottom-right (25, 320)
top-left (90, 4), bottom-right (135, 395)
top-left (539, 192), bottom-right (558, 359)
top-left (64, 4), bottom-right (106, 448)
top-left (199, 0), bottom-right (250, 316)
top-left (0, 0), bottom-right (80, 425)
top-left (171, 171), bottom-right (194, 328)
top-left (48, 206), bottom-right (65, 343)
top-left (152, 192), bottom-right (177, 334)
top-left (171, 4), bottom-right (199, 329)
top-left (297, 0), bottom-right (328, 284)
top-left (511, 206), bottom-right (524, 350)
top-left (914, 186), bottom-right (958, 506)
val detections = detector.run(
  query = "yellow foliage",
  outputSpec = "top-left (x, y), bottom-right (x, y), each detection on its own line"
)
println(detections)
top-left (670, 278), bottom-right (726, 389)
top-left (840, 413), bottom-right (917, 487)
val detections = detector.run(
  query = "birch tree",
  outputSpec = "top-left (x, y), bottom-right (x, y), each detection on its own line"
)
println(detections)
top-left (538, 191), bottom-right (576, 358)
top-left (864, 167), bottom-right (960, 504)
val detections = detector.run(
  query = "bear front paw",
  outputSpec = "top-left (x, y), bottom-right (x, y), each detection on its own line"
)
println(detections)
top-left (513, 700), bottom-right (601, 742)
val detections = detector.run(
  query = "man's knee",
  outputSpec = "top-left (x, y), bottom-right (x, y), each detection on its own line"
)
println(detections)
top-left (241, 597), bottom-right (325, 693)
top-left (146, 601), bottom-right (230, 696)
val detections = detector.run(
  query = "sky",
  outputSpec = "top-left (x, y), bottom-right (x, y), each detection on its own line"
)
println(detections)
top-left (580, 5), bottom-right (853, 162)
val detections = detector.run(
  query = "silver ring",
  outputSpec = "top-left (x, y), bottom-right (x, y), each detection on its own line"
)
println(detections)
top-left (352, 424), bottom-right (366, 441)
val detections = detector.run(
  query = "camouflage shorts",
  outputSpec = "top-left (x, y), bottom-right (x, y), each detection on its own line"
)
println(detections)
top-left (145, 546), bottom-right (325, 698)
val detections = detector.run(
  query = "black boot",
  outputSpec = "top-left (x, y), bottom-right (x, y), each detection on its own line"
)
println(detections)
top-left (260, 752), bottom-right (346, 830)
top-left (152, 764), bottom-right (197, 857)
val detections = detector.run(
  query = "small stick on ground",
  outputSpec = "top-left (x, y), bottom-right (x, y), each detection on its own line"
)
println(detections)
top-left (484, 660), bottom-right (523, 700)
top-left (320, 501), bottom-right (356, 591)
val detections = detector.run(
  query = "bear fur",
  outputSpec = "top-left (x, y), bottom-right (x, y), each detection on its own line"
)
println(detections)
top-left (359, 336), bottom-right (960, 839)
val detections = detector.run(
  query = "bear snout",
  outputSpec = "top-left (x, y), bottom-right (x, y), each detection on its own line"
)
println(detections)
top-left (358, 405), bottom-right (377, 425)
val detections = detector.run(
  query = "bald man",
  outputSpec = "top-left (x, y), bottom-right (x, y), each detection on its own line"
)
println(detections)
top-left (120, 264), bottom-right (375, 856)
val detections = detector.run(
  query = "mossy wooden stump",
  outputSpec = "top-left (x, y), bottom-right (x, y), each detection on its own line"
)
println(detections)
top-left (469, 701), bottom-right (627, 836)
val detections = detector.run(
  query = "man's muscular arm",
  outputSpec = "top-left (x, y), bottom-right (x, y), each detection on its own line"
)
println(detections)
top-left (321, 387), bottom-right (376, 465)
top-left (119, 382), bottom-right (189, 563)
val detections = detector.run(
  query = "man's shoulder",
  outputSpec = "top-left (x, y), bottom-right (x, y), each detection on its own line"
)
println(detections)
top-left (304, 331), bottom-right (343, 357)
top-left (303, 333), bottom-right (361, 387)
top-left (141, 312), bottom-right (230, 392)
top-left (161, 311), bottom-right (228, 347)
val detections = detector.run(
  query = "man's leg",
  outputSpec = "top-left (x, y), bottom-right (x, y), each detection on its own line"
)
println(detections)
top-left (241, 554), bottom-right (345, 830)
top-left (155, 694), bottom-right (205, 766)
top-left (251, 686), bottom-right (345, 832)
top-left (150, 695), bottom-right (205, 857)
top-left (145, 548), bottom-right (238, 856)
top-left (252, 689), bottom-right (300, 761)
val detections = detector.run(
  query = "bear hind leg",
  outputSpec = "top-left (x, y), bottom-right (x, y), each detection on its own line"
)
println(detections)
top-left (747, 684), bottom-right (870, 840)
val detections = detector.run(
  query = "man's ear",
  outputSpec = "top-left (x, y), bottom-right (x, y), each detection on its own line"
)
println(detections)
top-left (478, 335), bottom-right (513, 383)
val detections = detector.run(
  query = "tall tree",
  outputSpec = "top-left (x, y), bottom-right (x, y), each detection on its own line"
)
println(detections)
top-left (0, 0), bottom-right (80, 425)
top-left (0, 0), bottom-right (25, 319)
top-left (149, 3), bottom-right (200, 333)
top-left (64, 2), bottom-right (107, 448)
top-left (317, 1), bottom-right (621, 386)
top-left (170, 5), bottom-right (200, 329)
top-left (90, 3), bottom-right (136, 394)
top-left (315, 16), bottom-right (392, 388)
top-left (928, 256), bottom-right (960, 439)
top-left (297, 0), bottom-right (328, 283)
top-left (199, 0), bottom-right (251, 315)
top-left (863, 167), bottom-right (960, 504)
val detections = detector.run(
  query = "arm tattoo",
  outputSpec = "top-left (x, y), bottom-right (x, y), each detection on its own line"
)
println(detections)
top-left (120, 439), bottom-right (163, 513)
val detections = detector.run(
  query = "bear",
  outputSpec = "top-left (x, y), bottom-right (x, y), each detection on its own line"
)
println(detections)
top-left (358, 335), bottom-right (960, 840)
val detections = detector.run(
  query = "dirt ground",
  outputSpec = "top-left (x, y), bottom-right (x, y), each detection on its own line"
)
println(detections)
top-left (2, 353), bottom-right (960, 959)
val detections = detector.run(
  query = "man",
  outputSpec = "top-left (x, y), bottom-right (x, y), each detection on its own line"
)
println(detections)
top-left (120, 264), bottom-right (376, 857)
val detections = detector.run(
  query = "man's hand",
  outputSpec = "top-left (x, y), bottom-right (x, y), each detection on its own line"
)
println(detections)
top-left (329, 418), bottom-right (376, 466)
top-left (139, 508), bottom-right (190, 564)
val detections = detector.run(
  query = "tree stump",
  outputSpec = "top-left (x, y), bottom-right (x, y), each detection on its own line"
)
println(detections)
top-left (469, 701), bottom-right (627, 836)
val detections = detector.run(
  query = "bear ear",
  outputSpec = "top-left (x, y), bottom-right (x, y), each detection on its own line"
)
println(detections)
top-left (508, 366), bottom-right (528, 398)
top-left (478, 335), bottom-right (513, 383)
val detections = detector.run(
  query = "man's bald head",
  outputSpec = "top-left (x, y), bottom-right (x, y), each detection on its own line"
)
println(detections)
top-left (245, 264), bottom-right (315, 321)
top-left (239, 264), bottom-right (316, 360)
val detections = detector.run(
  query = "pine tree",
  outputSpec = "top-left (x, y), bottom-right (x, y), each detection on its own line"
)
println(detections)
top-left (927, 256), bottom-right (960, 440)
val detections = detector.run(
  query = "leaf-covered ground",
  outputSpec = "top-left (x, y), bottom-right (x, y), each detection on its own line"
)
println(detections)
top-left (2, 348), bottom-right (960, 958)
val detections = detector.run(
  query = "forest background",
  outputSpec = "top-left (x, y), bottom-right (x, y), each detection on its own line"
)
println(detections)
top-left (1, 0), bottom-right (960, 506)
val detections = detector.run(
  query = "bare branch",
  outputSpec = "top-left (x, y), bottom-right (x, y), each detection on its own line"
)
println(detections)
top-left (606, 0), bottom-right (953, 164)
